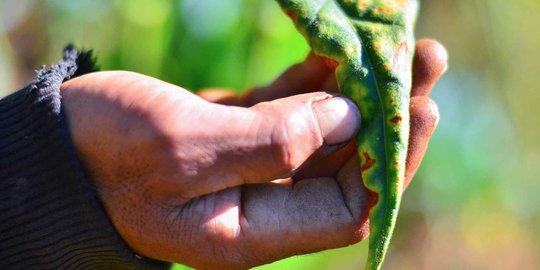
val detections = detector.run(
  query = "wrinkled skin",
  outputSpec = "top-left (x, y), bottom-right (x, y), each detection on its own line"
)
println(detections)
top-left (275, 0), bottom-right (420, 268)
top-left (61, 40), bottom-right (446, 269)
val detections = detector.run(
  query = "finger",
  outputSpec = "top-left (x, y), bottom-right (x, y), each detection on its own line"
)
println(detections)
top-left (243, 53), bottom-right (333, 105)
top-left (237, 176), bottom-right (368, 266)
top-left (153, 176), bottom-right (370, 269)
top-left (247, 93), bottom-right (360, 178)
top-left (232, 154), bottom-right (375, 265)
top-left (197, 88), bottom-right (247, 106)
top-left (404, 96), bottom-right (439, 189)
top-left (168, 92), bottom-right (361, 199)
top-left (321, 74), bottom-right (339, 93)
top-left (335, 155), bottom-right (373, 236)
top-left (411, 39), bottom-right (448, 97)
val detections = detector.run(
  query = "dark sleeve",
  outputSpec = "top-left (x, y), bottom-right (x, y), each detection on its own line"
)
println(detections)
top-left (0, 47), bottom-right (171, 270)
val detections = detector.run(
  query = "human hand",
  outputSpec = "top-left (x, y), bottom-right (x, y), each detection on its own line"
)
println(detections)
top-left (60, 39), bottom-right (447, 269)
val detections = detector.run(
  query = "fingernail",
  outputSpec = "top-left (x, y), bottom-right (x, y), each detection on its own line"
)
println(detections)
top-left (313, 96), bottom-right (361, 145)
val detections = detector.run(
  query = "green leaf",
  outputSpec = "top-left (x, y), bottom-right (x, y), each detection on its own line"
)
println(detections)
top-left (274, 1), bottom-right (418, 269)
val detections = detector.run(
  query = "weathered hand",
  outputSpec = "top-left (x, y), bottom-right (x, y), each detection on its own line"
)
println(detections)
top-left (61, 39), bottom-right (446, 270)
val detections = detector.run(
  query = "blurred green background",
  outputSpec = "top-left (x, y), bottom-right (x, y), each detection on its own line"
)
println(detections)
top-left (1, 0), bottom-right (539, 269)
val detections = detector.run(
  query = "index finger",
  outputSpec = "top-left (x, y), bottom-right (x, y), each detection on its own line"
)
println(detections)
top-left (244, 39), bottom-right (448, 106)
top-left (411, 39), bottom-right (448, 97)
top-left (243, 53), bottom-right (333, 106)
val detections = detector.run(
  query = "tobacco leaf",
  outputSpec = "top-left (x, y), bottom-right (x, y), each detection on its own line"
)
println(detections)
top-left (275, 1), bottom-right (419, 269)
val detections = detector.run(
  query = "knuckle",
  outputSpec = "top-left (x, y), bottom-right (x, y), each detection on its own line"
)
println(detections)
top-left (425, 97), bottom-right (440, 127)
top-left (269, 119), bottom-right (296, 174)
top-left (411, 97), bottom-right (439, 125)
top-left (268, 111), bottom-right (324, 175)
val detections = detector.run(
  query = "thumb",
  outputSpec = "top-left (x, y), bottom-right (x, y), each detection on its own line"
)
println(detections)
top-left (181, 92), bottom-right (360, 197)
top-left (248, 92), bottom-right (361, 178)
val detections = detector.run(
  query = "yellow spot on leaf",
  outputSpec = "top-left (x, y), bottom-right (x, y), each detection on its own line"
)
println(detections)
top-left (357, 0), bottom-right (372, 10)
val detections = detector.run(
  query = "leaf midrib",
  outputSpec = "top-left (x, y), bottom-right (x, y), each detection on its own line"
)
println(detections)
top-left (328, 0), bottom-right (392, 235)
